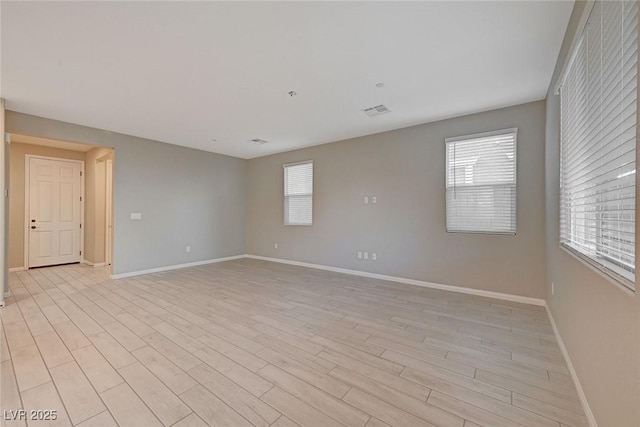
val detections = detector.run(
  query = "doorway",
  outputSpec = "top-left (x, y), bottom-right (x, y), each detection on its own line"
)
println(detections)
top-left (105, 159), bottom-right (113, 266)
top-left (7, 133), bottom-right (114, 273)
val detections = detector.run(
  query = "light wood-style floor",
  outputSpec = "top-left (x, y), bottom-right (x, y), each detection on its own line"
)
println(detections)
top-left (1, 259), bottom-right (588, 427)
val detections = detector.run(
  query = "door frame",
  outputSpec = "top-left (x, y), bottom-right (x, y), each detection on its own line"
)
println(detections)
top-left (1, 101), bottom-right (6, 305)
top-left (24, 154), bottom-right (85, 269)
top-left (105, 159), bottom-right (113, 269)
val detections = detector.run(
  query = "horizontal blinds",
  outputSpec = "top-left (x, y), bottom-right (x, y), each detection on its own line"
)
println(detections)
top-left (284, 161), bottom-right (313, 225)
top-left (445, 130), bottom-right (517, 234)
top-left (560, 0), bottom-right (638, 287)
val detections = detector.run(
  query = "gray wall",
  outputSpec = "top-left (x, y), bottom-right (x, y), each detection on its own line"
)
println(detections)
top-left (248, 101), bottom-right (546, 298)
top-left (544, 2), bottom-right (640, 426)
top-left (5, 111), bottom-right (247, 275)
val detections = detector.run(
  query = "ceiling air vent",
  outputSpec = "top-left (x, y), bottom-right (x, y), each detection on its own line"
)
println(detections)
top-left (362, 104), bottom-right (391, 118)
top-left (249, 138), bottom-right (269, 145)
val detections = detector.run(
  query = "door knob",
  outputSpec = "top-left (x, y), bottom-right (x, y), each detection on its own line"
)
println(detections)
top-left (31, 219), bottom-right (36, 223)
top-left (30, 226), bottom-right (37, 229)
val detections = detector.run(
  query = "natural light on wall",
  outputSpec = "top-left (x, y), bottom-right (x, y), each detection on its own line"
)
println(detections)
top-left (559, 0), bottom-right (638, 289)
top-left (445, 129), bottom-right (517, 235)
top-left (284, 161), bottom-right (313, 226)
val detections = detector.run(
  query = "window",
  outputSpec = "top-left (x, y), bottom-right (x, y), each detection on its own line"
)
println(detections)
top-left (284, 161), bottom-right (313, 225)
top-left (445, 129), bottom-right (517, 234)
top-left (559, 0), bottom-right (638, 289)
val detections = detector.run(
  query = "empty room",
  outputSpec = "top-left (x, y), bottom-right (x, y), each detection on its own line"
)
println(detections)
top-left (0, 1), bottom-right (638, 427)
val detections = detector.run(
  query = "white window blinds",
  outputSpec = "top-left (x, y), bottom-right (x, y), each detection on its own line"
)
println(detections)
top-left (445, 129), bottom-right (517, 234)
top-left (559, 0), bottom-right (638, 288)
top-left (284, 161), bottom-right (313, 225)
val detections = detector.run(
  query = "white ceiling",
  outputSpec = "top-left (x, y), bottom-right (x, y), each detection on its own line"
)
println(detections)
top-left (1, 1), bottom-right (573, 159)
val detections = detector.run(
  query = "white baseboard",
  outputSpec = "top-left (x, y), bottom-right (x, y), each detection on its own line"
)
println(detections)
top-left (9, 267), bottom-right (26, 272)
top-left (544, 303), bottom-right (597, 427)
top-left (83, 260), bottom-right (106, 268)
top-left (246, 255), bottom-right (545, 306)
top-left (110, 255), bottom-right (247, 279)
top-left (110, 253), bottom-right (545, 307)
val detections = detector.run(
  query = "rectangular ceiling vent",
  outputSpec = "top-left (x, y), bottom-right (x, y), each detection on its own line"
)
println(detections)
top-left (249, 138), bottom-right (269, 145)
top-left (362, 104), bottom-right (391, 117)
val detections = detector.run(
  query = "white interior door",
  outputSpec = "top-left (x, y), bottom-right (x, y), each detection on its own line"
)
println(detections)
top-left (28, 157), bottom-right (82, 268)
top-left (105, 159), bottom-right (113, 266)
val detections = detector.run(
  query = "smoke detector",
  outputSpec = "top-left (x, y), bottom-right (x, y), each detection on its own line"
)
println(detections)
top-left (362, 104), bottom-right (391, 117)
top-left (249, 138), bottom-right (269, 145)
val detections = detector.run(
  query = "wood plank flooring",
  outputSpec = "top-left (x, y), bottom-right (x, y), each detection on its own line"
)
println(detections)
top-left (0, 259), bottom-right (588, 427)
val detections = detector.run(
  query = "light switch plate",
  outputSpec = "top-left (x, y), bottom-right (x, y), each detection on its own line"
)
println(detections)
top-left (130, 212), bottom-right (142, 220)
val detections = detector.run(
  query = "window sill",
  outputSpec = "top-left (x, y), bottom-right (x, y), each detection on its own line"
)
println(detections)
top-left (446, 229), bottom-right (516, 236)
top-left (559, 244), bottom-right (636, 295)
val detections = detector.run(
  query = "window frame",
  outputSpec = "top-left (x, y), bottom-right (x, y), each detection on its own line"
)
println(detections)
top-left (557, 0), bottom-right (637, 291)
top-left (445, 128), bottom-right (518, 235)
top-left (283, 160), bottom-right (314, 226)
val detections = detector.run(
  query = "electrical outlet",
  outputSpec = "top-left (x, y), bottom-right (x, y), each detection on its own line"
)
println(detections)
top-left (364, 252), bottom-right (369, 260)
top-left (186, 246), bottom-right (191, 253)
top-left (372, 196), bottom-right (377, 204)
top-left (551, 282), bottom-right (555, 295)
top-left (364, 196), bottom-right (369, 204)
top-left (274, 243), bottom-right (278, 249)
top-left (357, 251), bottom-right (362, 259)
top-left (372, 253), bottom-right (377, 260)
